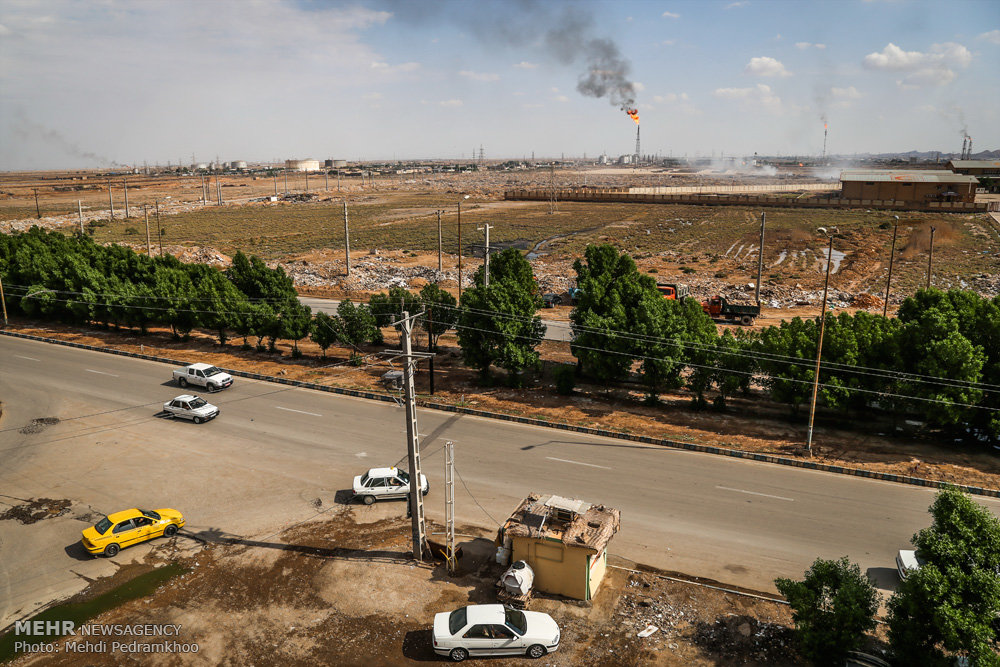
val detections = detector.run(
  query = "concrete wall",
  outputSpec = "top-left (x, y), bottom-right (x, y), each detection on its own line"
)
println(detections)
top-left (842, 180), bottom-right (976, 203)
top-left (587, 549), bottom-right (608, 600)
top-left (511, 536), bottom-right (598, 601)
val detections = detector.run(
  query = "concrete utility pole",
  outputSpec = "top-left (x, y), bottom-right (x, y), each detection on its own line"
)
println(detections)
top-left (325, 172), bottom-right (329, 192)
top-left (437, 210), bottom-right (443, 273)
top-left (806, 236), bottom-right (835, 457)
top-left (155, 200), bottom-right (163, 256)
top-left (386, 311), bottom-right (434, 561)
top-left (217, 177), bottom-right (223, 205)
top-left (33, 189), bottom-right (41, 219)
top-left (444, 440), bottom-right (456, 576)
top-left (457, 196), bottom-right (469, 299)
top-left (337, 170), bottom-right (341, 192)
top-left (273, 172), bottom-right (278, 197)
top-left (926, 226), bottom-right (936, 290)
top-left (123, 178), bottom-right (129, 217)
top-left (78, 200), bottom-right (84, 234)
top-left (143, 205), bottom-right (152, 256)
top-left (305, 171), bottom-right (309, 193)
top-left (343, 200), bottom-right (351, 276)
top-left (883, 216), bottom-right (899, 318)
top-left (755, 212), bottom-right (765, 304)
top-left (284, 169), bottom-right (288, 195)
top-left (0, 275), bottom-right (7, 327)
top-left (201, 175), bottom-right (207, 205)
top-left (478, 223), bottom-right (493, 288)
top-left (108, 179), bottom-right (114, 220)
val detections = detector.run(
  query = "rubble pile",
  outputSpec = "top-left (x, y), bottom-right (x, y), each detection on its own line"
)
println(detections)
top-left (615, 577), bottom-right (698, 649)
top-left (692, 613), bottom-right (797, 663)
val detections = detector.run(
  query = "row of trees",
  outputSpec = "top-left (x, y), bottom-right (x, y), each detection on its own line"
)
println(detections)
top-left (1, 230), bottom-right (996, 443)
top-left (776, 486), bottom-right (1000, 666)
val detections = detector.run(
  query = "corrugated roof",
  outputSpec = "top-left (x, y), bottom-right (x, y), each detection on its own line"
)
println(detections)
top-left (947, 160), bottom-right (1000, 169)
top-left (840, 169), bottom-right (978, 184)
top-left (500, 492), bottom-right (620, 552)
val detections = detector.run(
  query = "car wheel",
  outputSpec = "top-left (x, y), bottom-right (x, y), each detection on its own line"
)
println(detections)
top-left (207, 383), bottom-right (217, 393)
top-left (422, 487), bottom-right (429, 496)
top-left (193, 416), bottom-right (203, 424)
top-left (449, 647), bottom-right (468, 662)
top-left (178, 377), bottom-right (187, 387)
top-left (104, 543), bottom-right (120, 557)
top-left (527, 644), bottom-right (547, 659)
top-left (361, 495), bottom-right (375, 506)
top-left (164, 524), bottom-right (178, 537)
top-left (741, 315), bottom-right (753, 326)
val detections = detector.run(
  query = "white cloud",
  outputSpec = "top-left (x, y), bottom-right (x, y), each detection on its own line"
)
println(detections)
top-left (661, 39), bottom-right (675, 46)
top-left (438, 99), bottom-right (463, 107)
top-left (513, 61), bottom-right (538, 69)
top-left (744, 56), bottom-right (791, 77)
top-left (714, 84), bottom-right (782, 112)
top-left (977, 29), bottom-right (1000, 45)
top-left (371, 61), bottom-right (421, 74)
top-left (553, 95), bottom-right (570, 102)
top-left (795, 42), bottom-right (826, 50)
top-left (633, 82), bottom-right (645, 92)
top-left (726, 1), bottom-right (748, 8)
top-left (830, 86), bottom-right (862, 108)
top-left (459, 70), bottom-right (499, 82)
top-left (662, 11), bottom-right (680, 19)
top-left (863, 42), bottom-right (971, 87)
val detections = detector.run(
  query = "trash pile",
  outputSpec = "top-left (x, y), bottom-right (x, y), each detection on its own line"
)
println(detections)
top-left (692, 613), bottom-right (797, 663)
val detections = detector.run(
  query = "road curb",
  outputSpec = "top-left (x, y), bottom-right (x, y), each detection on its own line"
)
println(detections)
top-left (4, 329), bottom-right (998, 499)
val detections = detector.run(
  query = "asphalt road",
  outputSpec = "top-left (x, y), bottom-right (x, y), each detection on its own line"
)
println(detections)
top-left (2, 335), bottom-right (998, 629)
top-left (299, 296), bottom-right (574, 342)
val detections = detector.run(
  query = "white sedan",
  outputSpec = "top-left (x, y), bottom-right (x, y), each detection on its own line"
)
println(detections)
top-left (352, 466), bottom-right (428, 505)
top-left (162, 395), bottom-right (220, 424)
top-left (432, 604), bottom-right (560, 662)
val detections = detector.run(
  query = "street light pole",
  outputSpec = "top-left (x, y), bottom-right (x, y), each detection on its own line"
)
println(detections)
top-left (805, 235), bottom-right (835, 457)
top-left (755, 211), bottom-right (765, 304)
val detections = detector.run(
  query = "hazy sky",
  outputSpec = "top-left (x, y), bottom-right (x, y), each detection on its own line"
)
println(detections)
top-left (1, 0), bottom-right (998, 170)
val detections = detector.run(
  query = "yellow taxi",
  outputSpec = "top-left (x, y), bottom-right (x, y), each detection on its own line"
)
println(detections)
top-left (81, 508), bottom-right (185, 557)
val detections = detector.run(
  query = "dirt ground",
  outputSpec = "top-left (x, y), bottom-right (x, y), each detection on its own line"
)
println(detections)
top-left (12, 502), bottom-right (807, 666)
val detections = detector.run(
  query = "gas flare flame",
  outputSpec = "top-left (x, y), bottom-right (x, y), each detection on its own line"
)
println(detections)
top-left (622, 106), bottom-right (640, 124)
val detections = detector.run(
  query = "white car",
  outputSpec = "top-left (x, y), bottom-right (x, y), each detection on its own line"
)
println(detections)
top-left (172, 363), bottom-right (233, 392)
top-left (352, 467), bottom-right (428, 505)
top-left (163, 395), bottom-right (220, 424)
top-left (432, 604), bottom-right (559, 662)
top-left (896, 549), bottom-right (925, 579)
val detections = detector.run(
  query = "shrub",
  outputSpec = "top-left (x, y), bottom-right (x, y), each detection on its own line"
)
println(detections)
top-left (553, 365), bottom-right (576, 395)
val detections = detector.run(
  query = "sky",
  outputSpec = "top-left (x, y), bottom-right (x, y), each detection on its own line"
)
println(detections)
top-left (0, 0), bottom-right (998, 170)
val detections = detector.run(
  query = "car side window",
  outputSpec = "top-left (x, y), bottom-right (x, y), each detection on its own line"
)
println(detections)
top-left (181, 402), bottom-right (190, 410)
top-left (463, 624), bottom-right (491, 639)
top-left (491, 625), bottom-right (515, 639)
top-left (196, 370), bottom-right (205, 377)
top-left (171, 400), bottom-right (180, 408)
top-left (113, 520), bottom-right (134, 534)
top-left (392, 478), bottom-right (405, 487)
top-left (371, 478), bottom-right (387, 488)
top-left (134, 517), bottom-right (151, 527)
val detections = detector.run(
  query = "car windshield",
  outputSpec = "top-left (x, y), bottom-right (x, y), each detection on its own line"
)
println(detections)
top-left (94, 516), bottom-right (112, 535)
top-left (140, 509), bottom-right (161, 520)
top-left (396, 470), bottom-right (410, 483)
top-left (505, 608), bottom-right (527, 635)
top-left (448, 608), bottom-right (467, 636)
top-left (360, 472), bottom-right (370, 486)
top-left (204, 367), bottom-right (223, 377)
top-left (189, 398), bottom-right (208, 408)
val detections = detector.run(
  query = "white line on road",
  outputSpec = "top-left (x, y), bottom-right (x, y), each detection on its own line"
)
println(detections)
top-left (14, 355), bottom-right (39, 361)
top-left (85, 369), bottom-right (119, 377)
top-left (274, 406), bottom-right (322, 417)
top-left (716, 486), bottom-right (794, 502)
top-left (545, 456), bottom-right (612, 470)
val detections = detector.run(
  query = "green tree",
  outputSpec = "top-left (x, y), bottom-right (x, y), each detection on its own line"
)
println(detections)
top-left (278, 298), bottom-right (313, 357)
top-left (419, 283), bottom-right (458, 351)
top-left (456, 248), bottom-right (544, 383)
top-left (335, 299), bottom-right (380, 363)
top-left (775, 557), bottom-right (879, 666)
top-left (368, 286), bottom-right (420, 327)
top-left (887, 486), bottom-right (1000, 666)
top-left (311, 311), bottom-right (339, 359)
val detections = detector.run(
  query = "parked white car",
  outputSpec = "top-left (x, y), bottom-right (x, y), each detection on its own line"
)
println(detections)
top-left (432, 604), bottom-right (559, 662)
top-left (896, 549), bottom-right (925, 579)
top-left (163, 395), bottom-right (220, 424)
top-left (172, 363), bottom-right (233, 392)
top-left (352, 467), bottom-right (428, 505)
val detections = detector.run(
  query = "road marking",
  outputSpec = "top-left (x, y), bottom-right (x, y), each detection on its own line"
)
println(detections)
top-left (716, 486), bottom-right (794, 502)
top-left (14, 355), bottom-right (40, 361)
top-left (274, 406), bottom-right (322, 417)
top-left (545, 456), bottom-right (612, 470)
top-left (85, 369), bottom-right (119, 377)
top-left (355, 452), bottom-right (368, 458)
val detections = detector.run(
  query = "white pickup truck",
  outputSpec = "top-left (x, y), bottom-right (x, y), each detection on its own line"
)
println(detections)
top-left (172, 363), bottom-right (234, 392)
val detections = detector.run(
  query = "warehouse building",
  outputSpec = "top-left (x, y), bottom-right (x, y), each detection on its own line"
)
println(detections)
top-left (947, 160), bottom-right (1000, 177)
top-left (839, 169), bottom-right (979, 204)
top-left (285, 159), bottom-right (320, 172)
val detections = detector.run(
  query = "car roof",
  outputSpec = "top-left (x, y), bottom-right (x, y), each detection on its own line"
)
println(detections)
top-left (106, 508), bottom-right (143, 523)
top-left (897, 549), bottom-right (924, 569)
top-left (187, 363), bottom-right (213, 370)
top-left (463, 604), bottom-right (506, 624)
top-left (366, 466), bottom-right (401, 477)
top-left (171, 394), bottom-right (199, 402)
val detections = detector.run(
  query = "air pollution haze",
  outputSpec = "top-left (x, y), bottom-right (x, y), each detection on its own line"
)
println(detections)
top-left (14, 110), bottom-right (120, 167)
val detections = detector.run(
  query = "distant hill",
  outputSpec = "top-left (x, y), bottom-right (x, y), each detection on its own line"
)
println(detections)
top-left (869, 149), bottom-right (999, 161)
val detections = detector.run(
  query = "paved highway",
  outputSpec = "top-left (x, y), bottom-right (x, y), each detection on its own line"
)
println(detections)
top-left (299, 296), bottom-right (574, 342)
top-left (2, 335), bottom-right (998, 628)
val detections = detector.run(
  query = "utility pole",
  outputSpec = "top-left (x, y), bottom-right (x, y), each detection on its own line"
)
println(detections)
top-left (805, 236), bottom-right (835, 457)
top-left (337, 170), bottom-right (341, 192)
top-left (33, 189), bottom-right (41, 219)
top-left (444, 440), bottom-right (456, 576)
top-left (0, 275), bottom-right (7, 327)
top-left (755, 212), bottom-right (765, 304)
top-left (926, 226), bottom-right (936, 290)
top-left (108, 179), bottom-right (114, 220)
top-left (325, 171), bottom-right (329, 192)
top-left (217, 177), bottom-right (223, 205)
top-left (436, 210), bottom-right (443, 273)
top-left (883, 217), bottom-right (898, 318)
top-left (78, 200), bottom-right (84, 234)
top-left (123, 178), bottom-right (129, 217)
top-left (478, 223), bottom-right (493, 288)
top-left (305, 170), bottom-right (309, 193)
top-left (386, 311), bottom-right (434, 561)
top-left (284, 169), bottom-right (288, 195)
top-left (457, 200), bottom-right (464, 299)
top-left (548, 163), bottom-right (556, 214)
top-left (273, 172), bottom-right (278, 197)
top-left (343, 200), bottom-right (351, 276)
top-left (201, 175), bottom-right (207, 205)
top-left (428, 306), bottom-right (435, 395)
top-left (143, 205), bottom-right (152, 256)
top-left (155, 200), bottom-right (163, 256)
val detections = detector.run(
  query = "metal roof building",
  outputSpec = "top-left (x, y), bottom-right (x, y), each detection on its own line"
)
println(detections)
top-left (947, 160), bottom-right (1000, 177)
top-left (840, 169), bottom-right (978, 203)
